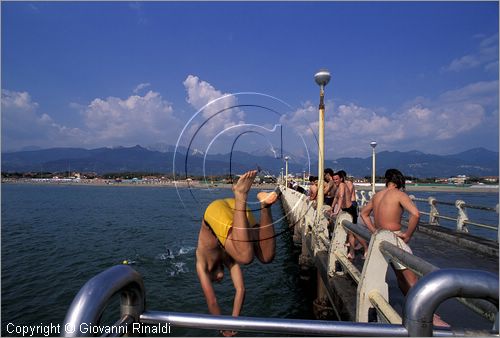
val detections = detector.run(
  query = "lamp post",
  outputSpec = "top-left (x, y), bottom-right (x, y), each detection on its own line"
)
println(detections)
top-left (370, 141), bottom-right (377, 195)
top-left (280, 168), bottom-right (284, 184)
top-left (284, 156), bottom-right (290, 188)
top-left (314, 69), bottom-right (331, 211)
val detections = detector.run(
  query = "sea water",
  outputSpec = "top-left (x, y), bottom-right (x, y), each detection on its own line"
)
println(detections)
top-left (1, 184), bottom-right (315, 337)
top-left (1, 184), bottom-right (498, 336)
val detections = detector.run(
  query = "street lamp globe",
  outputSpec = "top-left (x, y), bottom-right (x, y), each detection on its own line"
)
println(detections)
top-left (314, 69), bottom-right (331, 87)
top-left (370, 141), bottom-right (377, 149)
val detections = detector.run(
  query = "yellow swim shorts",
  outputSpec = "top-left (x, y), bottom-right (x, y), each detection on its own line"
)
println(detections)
top-left (204, 198), bottom-right (257, 247)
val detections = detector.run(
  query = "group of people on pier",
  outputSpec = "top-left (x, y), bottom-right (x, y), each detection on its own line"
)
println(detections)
top-left (195, 168), bottom-right (448, 335)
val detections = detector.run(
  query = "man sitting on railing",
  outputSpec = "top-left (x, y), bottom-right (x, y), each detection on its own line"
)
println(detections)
top-left (196, 170), bottom-right (279, 336)
top-left (360, 168), bottom-right (449, 328)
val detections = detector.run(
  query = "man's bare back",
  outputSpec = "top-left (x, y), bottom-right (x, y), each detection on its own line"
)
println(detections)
top-left (371, 188), bottom-right (410, 231)
top-left (361, 183), bottom-right (419, 243)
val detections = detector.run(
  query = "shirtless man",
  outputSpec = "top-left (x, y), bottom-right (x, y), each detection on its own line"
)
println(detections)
top-left (323, 168), bottom-right (336, 207)
top-left (330, 172), bottom-right (350, 216)
top-left (360, 168), bottom-right (448, 327)
top-left (308, 176), bottom-right (319, 201)
top-left (196, 170), bottom-right (278, 336)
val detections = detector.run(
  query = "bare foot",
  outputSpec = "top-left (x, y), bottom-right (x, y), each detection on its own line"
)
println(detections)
top-left (257, 191), bottom-right (278, 206)
top-left (433, 314), bottom-right (450, 327)
top-left (232, 170), bottom-right (257, 199)
top-left (347, 251), bottom-right (355, 261)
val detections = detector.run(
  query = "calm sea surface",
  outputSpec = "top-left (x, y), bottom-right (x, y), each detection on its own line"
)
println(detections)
top-left (1, 184), bottom-right (315, 337)
top-left (1, 184), bottom-right (498, 336)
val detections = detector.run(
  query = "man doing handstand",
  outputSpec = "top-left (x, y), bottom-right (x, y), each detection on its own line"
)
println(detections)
top-left (196, 170), bottom-right (278, 336)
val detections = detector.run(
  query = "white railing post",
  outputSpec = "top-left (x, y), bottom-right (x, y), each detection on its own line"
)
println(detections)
top-left (428, 196), bottom-right (440, 226)
top-left (299, 199), bottom-right (315, 268)
top-left (368, 190), bottom-right (375, 200)
top-left (456, 200), bottom-right (469, 233)
top-left (360, 191), bottom-right (368, 207)
top-left (293, 195), bottom-right (307, 243)
top-left (497, 204), bottom-right (499, 243)
top-left (314, 206), bottom-right (330, 255)
top-left (357, 230), bottom-right (400, 323)
top-left (327, 212), bottom-right (352, 277)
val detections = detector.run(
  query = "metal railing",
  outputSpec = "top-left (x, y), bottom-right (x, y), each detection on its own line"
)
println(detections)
top-left (63, 265), bottom-right (144, 337)
top-left (409, 196), bottom-right (498, 235)
top-left (63, 187), bottom-right (499, 337)
top-left (63, 264), bottom-right (498, 337)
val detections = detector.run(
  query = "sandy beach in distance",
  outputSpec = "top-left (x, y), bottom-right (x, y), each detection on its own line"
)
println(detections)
top-left (2, 179), bottom-right (498, 193)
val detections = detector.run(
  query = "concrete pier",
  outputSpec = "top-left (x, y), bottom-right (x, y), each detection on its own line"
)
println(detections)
top-left (279, 185), bottom-right (499, 331)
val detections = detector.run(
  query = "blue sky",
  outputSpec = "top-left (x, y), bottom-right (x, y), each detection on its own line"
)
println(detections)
top-left (2, 1), bottom-right (498, 160)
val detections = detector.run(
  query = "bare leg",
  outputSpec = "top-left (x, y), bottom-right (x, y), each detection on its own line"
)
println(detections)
top-left (395, 266), bottom-right (450, 327)
top-left (347, 233), bottom-right (356, 259)
top-left (224, 170), bottom-right (257, 265)
top-left (253, 191), bottom-right (278, 263)
top-left (394, 268), bottom-right (418, 295)
top-left (354, 235), bottom-right (369, 259)
top-left (433, 314), bottom-right (450, 327)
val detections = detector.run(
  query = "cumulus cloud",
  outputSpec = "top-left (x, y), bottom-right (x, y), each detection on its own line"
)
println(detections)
top-left (182, 75), bottom-right (246, 144)
top-left (1, 89), bottom-right (84, 151)
top-left (282, 80), bottom-right (498, 158)
top-left (443, 33), bottom-right (499, 72)
top-left (82, 90), bottom-right (177, 146)
top-left (2, 87), bottom-right (180, 151)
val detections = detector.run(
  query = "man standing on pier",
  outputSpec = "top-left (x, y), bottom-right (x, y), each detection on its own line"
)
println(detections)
top-left (323, 168), bottom-right (336, 207)
top-left (360, 168), bottom-right (449, 327)
top-left (196, 170), bottom-right (278, 336)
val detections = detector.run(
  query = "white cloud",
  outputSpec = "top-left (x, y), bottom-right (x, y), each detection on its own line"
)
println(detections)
top-left (133, 82), bottom-right (151, 94)
top-left (443, 33), bottom-right (499, 72)
top-left (2, 88), bottom-right (180, 151)
top-left (281, 80), bottom-right (498, 158)
top-left (182, 75), bottom-right (246, 144)
top-left (1, 90), bottom-right (84, 151)
top-left (82, 90), bottom-right (177, 146)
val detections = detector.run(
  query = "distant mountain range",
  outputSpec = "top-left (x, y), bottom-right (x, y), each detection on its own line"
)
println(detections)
top-left (2, 145), bottom-right (498, 178)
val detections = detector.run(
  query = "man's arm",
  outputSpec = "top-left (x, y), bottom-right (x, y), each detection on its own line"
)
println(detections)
top-left (398, 193), bottom-right (420, 243)
top-left (229, 263), bottom-right (245, 317)
top-left (196, 262), bottom-right (221, 315)
top-left (323, 181), bottom-right (330, 195)
top-left (360, 199), bottom-right (377, 233)
top-left (332, 183), bottom-right (345, 213)
top-left (219, 263), bottom-right (245, 337)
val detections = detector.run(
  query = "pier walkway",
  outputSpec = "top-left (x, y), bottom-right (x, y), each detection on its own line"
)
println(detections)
top-left (279, 185), bottom-right (498, 333)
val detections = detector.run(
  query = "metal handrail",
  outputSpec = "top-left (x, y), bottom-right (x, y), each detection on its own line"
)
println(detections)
top-left (63, 264), bottom-right (498, 337)
top-left (141, 310), bottom-right (411, 336)
top-left (409, 196), bottom-right (498, 234)
top-left (412, 197), bottom-right (497, 212)
top-left (405, 269), bottom-right (499, 336)
top-left (63, 265), bottom-right (145, 337)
